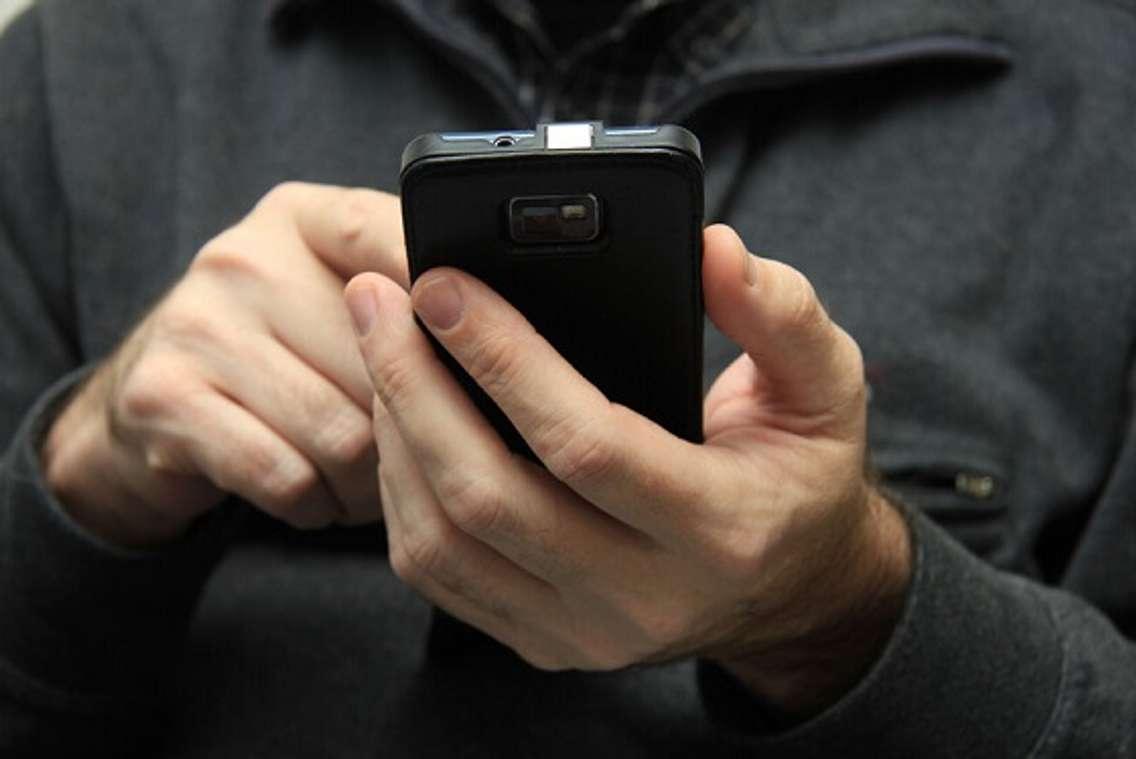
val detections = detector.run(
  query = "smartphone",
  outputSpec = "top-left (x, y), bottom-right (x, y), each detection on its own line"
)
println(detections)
top-left (399, 122), bottom-right (705, 459)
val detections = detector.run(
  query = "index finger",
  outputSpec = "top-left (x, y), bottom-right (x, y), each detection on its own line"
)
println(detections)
top-left (264, 182), bottom-right (410, 287)
top-left (408, 268), bottom-right (718, 539)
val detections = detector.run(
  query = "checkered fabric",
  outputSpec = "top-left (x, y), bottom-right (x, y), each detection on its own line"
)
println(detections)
top-left (478, 0), bottom-right (756, 122)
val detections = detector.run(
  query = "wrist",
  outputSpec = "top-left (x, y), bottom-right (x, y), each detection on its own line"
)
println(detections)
top-left (714, 487), bottom-right (912, 719)
top-left (40, 368), bottom-right (192, 548)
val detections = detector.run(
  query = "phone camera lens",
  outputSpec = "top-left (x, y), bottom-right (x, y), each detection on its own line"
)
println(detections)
top-left (494, 135), bottom-right (516, 147)
top-left (508, 194), bottom-right (600, 244)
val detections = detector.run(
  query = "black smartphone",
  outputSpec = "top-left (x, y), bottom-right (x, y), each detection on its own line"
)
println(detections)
top-left (399, 122), bottom-right (705, 458)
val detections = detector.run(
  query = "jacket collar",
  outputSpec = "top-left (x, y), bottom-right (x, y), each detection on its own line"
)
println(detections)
top-left (265, 0), bottom-right (1010, 122)
top-left (764, 0), bottom-right (1003, 57)
top-left (662, 0), bottom-right (1010, 121)
top-left (267, 0), bottom-right (1006, 56)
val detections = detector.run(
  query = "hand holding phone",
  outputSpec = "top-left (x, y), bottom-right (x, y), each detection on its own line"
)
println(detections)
top-left (345, 216), bottom-right (905, 713)
top-left (399, 122), bottom-right (705, 457)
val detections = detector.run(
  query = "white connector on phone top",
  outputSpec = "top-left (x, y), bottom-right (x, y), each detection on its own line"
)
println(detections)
top-left (545, 123), bottom-right (594, 150)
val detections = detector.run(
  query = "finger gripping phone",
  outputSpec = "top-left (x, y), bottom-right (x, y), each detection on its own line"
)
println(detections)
top-left (400, 123), bottom-right (704, 658)
top-left (399, 122), bottom-right (705, 458)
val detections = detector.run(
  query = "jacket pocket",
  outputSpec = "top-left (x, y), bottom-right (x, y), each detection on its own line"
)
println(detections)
top-left (872, 445), bottom-right (1009, 560)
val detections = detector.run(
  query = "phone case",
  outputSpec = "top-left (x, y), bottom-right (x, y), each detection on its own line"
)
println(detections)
top-left (400, 123), bottom-right (704, 659)
top-left (400, 123), bottom-right (705, 457)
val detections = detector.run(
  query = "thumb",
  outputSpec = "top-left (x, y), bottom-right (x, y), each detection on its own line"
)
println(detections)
top-left (702, 224), bottom-right (865, 421)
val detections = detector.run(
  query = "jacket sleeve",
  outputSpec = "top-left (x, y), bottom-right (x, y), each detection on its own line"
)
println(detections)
top-left (699, 412), bottom-right (1136, 756)
top-left (0, 9), bottom-right (234, 756)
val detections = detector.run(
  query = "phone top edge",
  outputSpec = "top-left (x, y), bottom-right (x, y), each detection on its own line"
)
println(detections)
top-left (400, 122), bottom-right (702, 176)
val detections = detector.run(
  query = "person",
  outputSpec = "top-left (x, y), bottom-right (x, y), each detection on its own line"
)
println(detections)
top-left (1, 0), bottom-right (1133, 756)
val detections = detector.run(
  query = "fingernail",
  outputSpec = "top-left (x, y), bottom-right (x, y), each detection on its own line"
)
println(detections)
top-left (741, 247), bottom-right (758, 287)
top-left (346, 285), bottom-right (378, 337)
top-left (413, 276), bottom-right (464, 330)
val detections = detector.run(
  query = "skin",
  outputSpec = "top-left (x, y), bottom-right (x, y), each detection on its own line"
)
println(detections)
top-left (347, 223), bottom-right (910, 717)
top-left (42, 183), bottom-right (409, 544)
top-left (43, 183), bottom-right (910, 718)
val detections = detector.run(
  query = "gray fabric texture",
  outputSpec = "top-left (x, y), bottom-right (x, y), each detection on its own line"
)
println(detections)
top-left (1, 0), bottom-right (1134, 756)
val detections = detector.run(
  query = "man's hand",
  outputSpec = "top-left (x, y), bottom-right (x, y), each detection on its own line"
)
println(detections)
top-left (345, 224), bottom-right (911, 716)
top-left (42, 183), bottom-right (407, 547)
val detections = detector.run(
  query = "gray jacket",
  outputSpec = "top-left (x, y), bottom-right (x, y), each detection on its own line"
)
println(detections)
top-left (1, 0), bottom-right (1133, 756)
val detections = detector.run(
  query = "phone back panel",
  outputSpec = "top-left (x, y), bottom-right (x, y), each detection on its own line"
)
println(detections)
top-left (401, 147), bottom-right (704, 458)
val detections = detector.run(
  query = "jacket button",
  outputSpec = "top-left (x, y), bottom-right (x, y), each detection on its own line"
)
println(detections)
top-left (954, 472), bottom-right (997, 499)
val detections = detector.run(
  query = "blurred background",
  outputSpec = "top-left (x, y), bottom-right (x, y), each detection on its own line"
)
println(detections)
top-left (1, 0), bottom-right (29, 31)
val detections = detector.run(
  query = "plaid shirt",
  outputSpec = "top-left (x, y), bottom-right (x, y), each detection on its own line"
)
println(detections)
top-left (480, 0), bottom-right (756, 123)
top-left (271, 0), bottom-right (756, 124)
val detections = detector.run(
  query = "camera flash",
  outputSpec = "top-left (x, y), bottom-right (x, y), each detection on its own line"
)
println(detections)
top-left (560, 204), bottom-right (588, 220)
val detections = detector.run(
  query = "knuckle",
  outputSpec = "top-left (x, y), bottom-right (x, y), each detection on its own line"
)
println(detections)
top-left (373, 351), bottom-right (420, 413)
top-left (314, 408), bottom-right (375, 469)
top-left (541, 415), bottom-right (617, 487)
top-left (258, 181), bottom-right (307, 211)
top-left (387, 542), bottom-right (416, 583)
top-left (115, 356), bottom-right (190, 426)
top-left (782, 269), bottom-right (829, 336)
top-left (439, 470), bottom-right (510, 537)
top-left (465, 330), bottom-right (526, 397)
top-left (154, 303), bottom-right (227, 348)
top-left (400, 527), bottom-right (448, 580)
top-left (191, 231), bottom-right (266, 281)
top-left (335, 189), bottom-right (374, 249)
top-left (329, 188), bottom-right (406, 280)
top-left (255, 455), bottom-right (320, 513)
